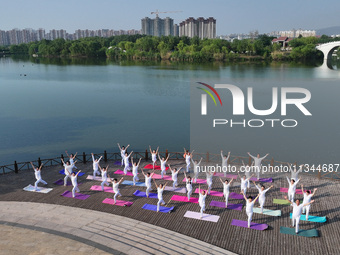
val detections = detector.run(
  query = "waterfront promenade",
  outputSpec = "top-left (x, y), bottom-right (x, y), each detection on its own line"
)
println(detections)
top-left (0, 158), bottom-right (339, 255)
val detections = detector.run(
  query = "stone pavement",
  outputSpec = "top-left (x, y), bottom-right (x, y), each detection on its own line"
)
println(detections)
top-left (0, 201), bottom-right (235, 255)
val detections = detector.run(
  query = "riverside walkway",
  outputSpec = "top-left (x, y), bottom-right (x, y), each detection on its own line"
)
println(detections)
top-left (0, 158), bottom-right (339, 255)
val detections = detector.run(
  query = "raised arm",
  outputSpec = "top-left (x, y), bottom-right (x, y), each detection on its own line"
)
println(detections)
top-left (184, 172), bottom-right (187, 180)
top-left (284, 196), bottom-right (293, 205)
top-left (141, 169), bottom-right (146, 177)
top-left (150, 171), bottom-right (155, 177)
top-left (295, 178), bottom-right (300, 185)
top-left (312, 188), bottom-right (317, 196)
top-left (156, 147), bottom-right (159, 154)
top-left (131, 156), bottom-right (134, 165)
top-left (39, 163), bottom-right (44, 171)
top-left (163, 182), bottom-right (168, 189)
top-left (73, 152), bottom-right (78, 159)
top-left (241, 190), bottom-right (247, 201)
top-left (301, 184), bottom-right (305, 194)
top-left (177, 167), bottom-right (183, 173)
top-left (98, 156), bottom-right (103, 162)
top-left (260, 153), bottom-right (269, 160)
top-left (65, 167), bottom-right (71, 176)
top-left (137, 158), bottom-right (142, 167)
top-left (221, 150), bottom-right (224, 159)
top-left (75, 170), bottom-right (82, 177)
top-left (168, 164), bottom-right (172, 172)
top-left (158, 153), bottom-right (161, 161)
top-left (198, 157), bottom-right (203, 165)
top-left (118, 177), bottom-right (124, 184)
top-left (126, 144), bottom-right (130, 150)
top-left (297, 165), bottom-right (304, 173)
top-left (30, 162), bottom-right (35, 170)
top-left (128, 151), bottom-right (133, 158)
top-left (253, 193), bottom-right (260, 202)
top-left (303, 200), bottom-right (315, 207)
top-left (149, 145), bottom-right (152, 154)
top-left (117, 143), bottom-right (121, 151)
top-left (286, 175), bottom-right (290, 183)
top-left (166, 153), bottom-right (170, 162)
top-left (91, 153), bottom-right (95, 162)
top-left (247, 152), bottom-right (255, 160)
top-left (219, 177), bottom-right (224, 184)
top-left (229, 178), bottom-right (234, 184)
top-left (65, 150), bottom-right (70, 158)
top-left (61, 158), bottom-right (65, 165)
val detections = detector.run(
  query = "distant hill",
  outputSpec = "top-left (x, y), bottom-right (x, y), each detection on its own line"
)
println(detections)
top-left (317, 26), bottom-right (340, 36)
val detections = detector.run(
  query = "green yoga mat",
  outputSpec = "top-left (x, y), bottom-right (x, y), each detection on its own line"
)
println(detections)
top-left (290, 213), bottom-right (327, 223)
top-left (273, 199), bottom-right (301, 205)
top-left (280, 227), bottom-right (319, 237)
top-left (253, 207), bottom-right (281, 216)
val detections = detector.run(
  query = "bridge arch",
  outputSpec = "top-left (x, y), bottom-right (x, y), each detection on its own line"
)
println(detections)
top-left (316, 41), bottom-right (340, 60)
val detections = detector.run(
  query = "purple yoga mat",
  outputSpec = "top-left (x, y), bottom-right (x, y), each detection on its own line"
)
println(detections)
top-left (114, 161), bottom-right (132, 167)
top-left (209, 201), bottom-right (243, 211)
top-left (250, 177), bottom-right (273, 183)
top-left (133, 190), bottom-right (158, 198)
top-left (194, 188), bottom-right (223, 197)
top-left (229, 192), bottom-right (244, 200)
top-left (53, 179), bottom-right (82, 186)
top-left (231, 219), bottom-right (268, 230)
top-left (102, 198), bottom-right (133, 207)
top-left (61, 190), bottom-right (90, 200)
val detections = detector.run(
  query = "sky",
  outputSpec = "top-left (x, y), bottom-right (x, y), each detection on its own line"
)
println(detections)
top-left (0, 0), bottom-right (339, 35)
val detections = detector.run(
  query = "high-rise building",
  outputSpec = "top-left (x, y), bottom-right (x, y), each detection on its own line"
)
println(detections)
top-left (141, 17), bottom-right (175, 36)
top-left (179, 17), bottom-right (216, 39)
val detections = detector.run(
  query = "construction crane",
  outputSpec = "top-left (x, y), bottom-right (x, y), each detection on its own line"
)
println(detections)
top-left (150, 10), bottom-right (183, 18)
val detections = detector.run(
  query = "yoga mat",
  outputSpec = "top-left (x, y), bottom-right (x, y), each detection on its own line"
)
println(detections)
top-left (53, 179), bottom-right (82, 186)
top-left (133, 190), bottom-right (158, 198)
top-left (194, 188), bottom-right (223, 197)
top-left (90, 185), bottom-right (114, 193)
top-left (114, 161), bottom-right (132, 167)
top-left (144, 164), bottom-right (169, 170)
top-left (231, 219), bottom-right (268, 230)
top-left (171, 195), bottom-right (199, 203)
top-left (121, 180), bottom-right (146, 187)
top-left (164, 186), bottom-right (187, 193)
top-left (214, 173), bottom-right (238, 179)
top-left (142, 203), bottom-right (174, 213)
top-left (184, 211), bottom-right (220, 222)
top-left (250, 177), bottom-right (273, 183)
top-left (102, 198), bottom-right (133, 207)
top-left (183, 178), bottom-right (206, 184)
top-left (253, 208), bottom-right (281, 216)
top-left (280, 226), bottom-right (319, 237)
top-left (273, 199), bottom-right (292, 205)
top-left (209, 201), bottom-right (243, 211)
top-left (23, 184), bottom-right (53, 193)
top-left (152, 174), bottom-right (172, 181)
top-left (61, 190), bottom-right (90, 200)
top-left (230, 192), bottom-right (244, 200)
top-left (86, 175), bottom-right (111, 182)
top-left (114, 170), bottom-right (133, 176)
top-left (59, 169), bottom-right (85, 176)
top-left (280, 187), bottom-right (310, 195)
top-left (290, 213), bottom-right (326, 223)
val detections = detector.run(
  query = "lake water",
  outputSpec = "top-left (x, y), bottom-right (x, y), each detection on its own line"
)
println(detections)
top-left (0, 57), bottom-right (339, 166)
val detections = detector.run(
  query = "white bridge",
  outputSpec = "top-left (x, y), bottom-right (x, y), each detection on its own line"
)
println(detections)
top-left (316, 41), bottom-right (340, 60)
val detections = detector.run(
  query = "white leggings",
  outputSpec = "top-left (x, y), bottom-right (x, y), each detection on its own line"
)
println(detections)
top-left (292, 216), bottom-right (300, 233)
top-left (172, 179), bottom-right (178, 188)
top-left (121, 157), bottom-right (124, 166)
top-left (157, 198), bottom-right (165, 211)
top-left (200, 204), bottom-right (206, 218)
top-left (303, 205), bottom-right (310, 219)
top-left (246, 211), bottom-right (253, 227)
top-left (241, 187), bottom-right (247, 197)
top-left (101, 180), bottom-right (109, 190)
top-left (64, 175), bottom-right (71, 186)
top-left (146, 185), bottom-right (151, 197)
top-left (187, 189), bottom-right (192, 200)
top-left (288, 191), bottom-right (295, 202)
top-left (207, 181), bottom-right (212, 194)
top-left (72, 185), bottom-right (80, 198)
top-left (93, 169), bottom-right (99, 178)
top-left (161, 169), bottom-right (166, 178)
top-left (123, 165), bottom-right (130, 174)
top-left (224, 192), bottom-right (229, 207)
top-left (259, 197), bottom-right (265, 213)
top-left (34, 178), bottom-right (47, 190)
top-left (133, 175), bottom-right (139, 185)
top-left (186, 161), bottom-right (190, 172)
top-left (193, 172), bottom-right (198, 183)
top-left (114, 191), bottom-right (122, 203)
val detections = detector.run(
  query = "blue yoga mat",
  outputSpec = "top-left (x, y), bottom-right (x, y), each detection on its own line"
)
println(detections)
top-left (142, 203), bottom-right (174, 213)
top-left (280, 226), bottom-right (319, 237)
top-left (122, 180), bottom-right (146, 187)
top-left (59, 169), bottom-right (85, 176)
top-left (133, 190), bottom-right (158, 198)
top-left (290, 213), bottom-right (326, 223)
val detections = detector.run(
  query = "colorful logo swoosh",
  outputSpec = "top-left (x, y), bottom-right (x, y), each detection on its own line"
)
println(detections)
top-left (197, 82), bottom-right (223, 106)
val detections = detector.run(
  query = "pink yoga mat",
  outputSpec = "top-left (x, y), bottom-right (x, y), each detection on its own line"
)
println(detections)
top-left (280, 187), bottom-right (310, 195)
top-left (144, 164), bottom-right (169, 170)
top-left (152, 174), bottom-right (172, 181)
top-left (250, 177), bottom-right (273, 183)
top-left (171, 195), bottom-right (199, 203)
top-left (102, 198), bottom-right (133, 207)
top-left (209, 201), bottom-right (243, 211)
top-left (231, 219), bottom-right (268, 230)
top-left (184, 211), bottom-right (220, 222)
top-left (182, 178), bottom-right (207, 184)
top-left (90, 185), bottom-right (114, 193)
top-left (114, 170), bottom-right (133, 176)
top-left (194, 188), bottom-right (223, 197)
top-left (61, 190), bottom-right (90, 200)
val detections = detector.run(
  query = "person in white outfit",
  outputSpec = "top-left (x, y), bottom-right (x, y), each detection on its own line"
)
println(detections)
top-left (61, 158), bottom-right (76, 186)
top-left (301, 185), bottom-right (317, 220)
top-left (142, 170), bottom-right (155, 198)
top-left (30, 162), bottom-right (47, 191)
top-left (183, 148), bottom-right (194, 173)
top-left (65, 151), bottom-right (77, 170)
top-left (184, 172), bottom-right (193, 201)
top-left (111, 177), bottom-right (124, 204)
top-left (242, 160), bottom-right (254, 188)
top-left (198, 184), bottom-right (208, 219)
top-left (91, 153), bottom-right (102, 179)
top-left (285, 196), bottom-right (315, 233)
top-left (221, 150), bottom-right (231, 177)
top-left (286, 176), bottom-right (300, 202)
top-left (100, 165), bottom-right (110, 191)
top-left (131, 157), bottom-right (142, 185)
top-left (123, 151), bottom-right (133, 175)
top-left (287, 163), bottom-right (304, 181)
top-left (241, 191), bottom-right (260, 228)
top-left (154, 179), bottom-right (168, 212)
top-left (191, 157), bottom-right (203, 183)
top-left (252, 181), bottom-right (273, 213)
top-left (117, 143), bottom-right (130, 166)
top-left (66, 169), bottom-right (81, 198)
top-left (219, 177), bottom-right (234, 207)
top-left (149, 146), bottom-right (159, 169)
top-left (238, 173), bottom-right (253, 197)
top-left (247, 152), bottom-right (269, 179)
top-left (168, 165), bottom-right (182, 189)
top-left (206, 169), bottom-right (214, 194)
top-left (158, 153), bottom-right (170, 179)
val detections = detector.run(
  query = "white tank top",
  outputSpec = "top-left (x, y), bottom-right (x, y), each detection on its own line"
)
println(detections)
top-left (101, 170), bottom-right (107, 180)
top-left (161, 160), bottom-right (166, 170)
top-left (172, 171), bottom-right (178, 180)
top-left (223, 183), bottom-right (230, 193)
top-left (34, 169), bottom-right (41, 180)
top-left (132, 165), bottom-right (138, 175)
top-left (246, 200), bottom-right (255, 213)
top-left (186, 180), bottom-right (192, 191)
top-left (71, 175), bottom-right (77, 186)
top-left (112, 182), bottom-right (119, 192)
top-left (157, 187), bottom-right (164, 199)
top-left (145, 175), bottom-right (152, 186)
top-left (152, 153), bottom-right (157, 161)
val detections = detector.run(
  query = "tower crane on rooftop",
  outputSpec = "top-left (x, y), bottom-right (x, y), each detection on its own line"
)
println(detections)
top-left (151, 10), bottom-right (183, 18)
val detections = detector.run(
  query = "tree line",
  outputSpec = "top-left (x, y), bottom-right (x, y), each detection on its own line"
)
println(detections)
top-left (4, 34), bottom-right (340, 62)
